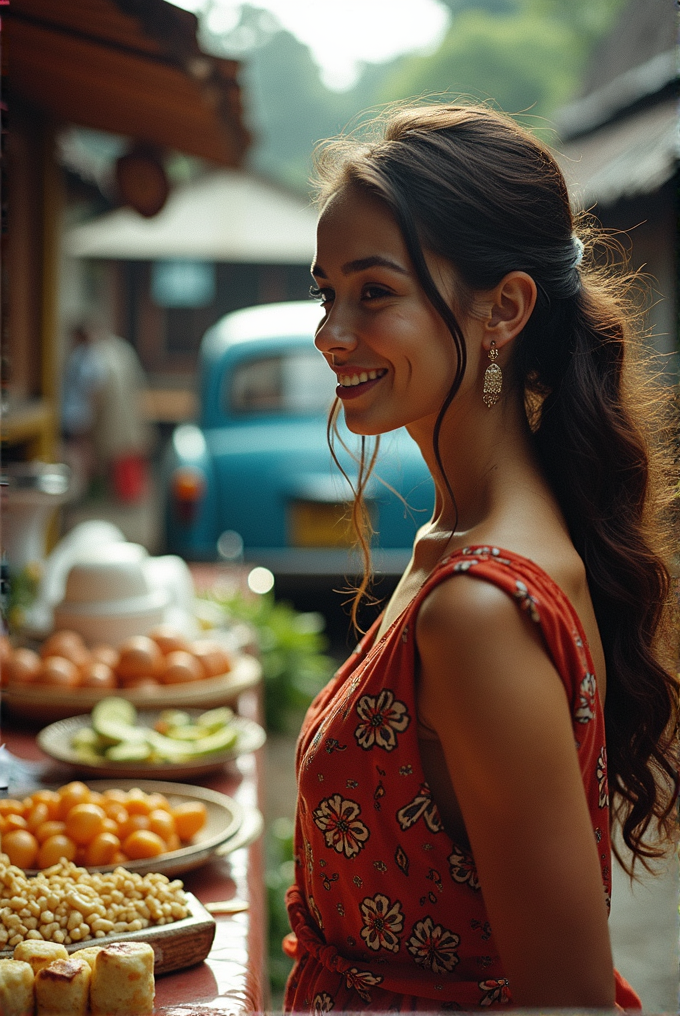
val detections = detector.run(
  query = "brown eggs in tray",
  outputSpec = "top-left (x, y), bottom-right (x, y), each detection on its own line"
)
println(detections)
top-left (1, 627), bottom-right (233, 692)
top-left (1, 630), bottom-right (261, 725)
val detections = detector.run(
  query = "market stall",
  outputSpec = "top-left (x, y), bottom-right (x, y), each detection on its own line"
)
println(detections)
top-left (2, 683), bottom-right (267, 1014)
top-left (1, 547), bottom-right (269, 1014)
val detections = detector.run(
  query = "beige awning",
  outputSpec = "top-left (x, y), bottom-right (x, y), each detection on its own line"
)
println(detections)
top-left (64, 170), bottom-right (318, 263)
top-left (557, 99), bottom-right (677, 208)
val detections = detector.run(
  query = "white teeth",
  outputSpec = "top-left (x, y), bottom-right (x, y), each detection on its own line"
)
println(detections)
top-left (338, 369), bottom-right (385, 387)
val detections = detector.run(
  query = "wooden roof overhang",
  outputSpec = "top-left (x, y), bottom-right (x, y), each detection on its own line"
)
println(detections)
top-left (3, 0), bottom-right (251, 165)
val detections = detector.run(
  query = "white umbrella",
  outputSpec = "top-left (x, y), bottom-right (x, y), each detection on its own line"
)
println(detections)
top-left (64, 169), bottom-right (318, 264)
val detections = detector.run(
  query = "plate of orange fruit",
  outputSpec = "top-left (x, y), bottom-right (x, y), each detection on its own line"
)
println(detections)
top-left (0, 780), bottom-right (243, 878)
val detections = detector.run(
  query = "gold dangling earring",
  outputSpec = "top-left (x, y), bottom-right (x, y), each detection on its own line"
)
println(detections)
top-left (482, 341), bottom-right (502, 408)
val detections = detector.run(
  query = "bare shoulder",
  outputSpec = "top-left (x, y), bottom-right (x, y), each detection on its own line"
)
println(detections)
top-left (415, 569), bottom-right (568, 722)
top-left (416, 570), bottom-right (543, 663)
top-left (417, 570), bottom-right (519, 633)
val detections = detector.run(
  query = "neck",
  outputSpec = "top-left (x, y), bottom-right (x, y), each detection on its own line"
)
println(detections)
top-left (407, 386), bottom-right (549, 541)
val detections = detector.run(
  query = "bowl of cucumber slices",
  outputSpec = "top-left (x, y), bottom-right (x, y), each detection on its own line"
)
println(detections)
top-left (37, 697), bottom-right (266, 779)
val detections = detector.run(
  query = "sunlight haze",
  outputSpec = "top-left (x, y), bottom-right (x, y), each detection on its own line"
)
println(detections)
top-left (169, 0), bottom-right (451, 89)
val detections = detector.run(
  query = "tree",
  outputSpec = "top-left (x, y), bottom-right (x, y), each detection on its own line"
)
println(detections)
top-left (377, 9), bottom-right (579, 119)
top-left (197, 0), bottom-right (630, 191)
top-left (377, 0), bottom-right (628, 121)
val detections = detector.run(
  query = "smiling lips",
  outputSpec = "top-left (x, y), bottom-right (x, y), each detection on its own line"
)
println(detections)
top-left (335, 367), bottom-right (387, 400)
top-left (337, 368), bottom-right (386, 387)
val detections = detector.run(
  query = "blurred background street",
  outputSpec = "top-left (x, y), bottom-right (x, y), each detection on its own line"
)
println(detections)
top-left (2, 0), bottom-right (677, 1008)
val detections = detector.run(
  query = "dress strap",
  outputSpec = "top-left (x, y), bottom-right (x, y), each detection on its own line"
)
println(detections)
top-left (403, 544), bottom-right (598, 700)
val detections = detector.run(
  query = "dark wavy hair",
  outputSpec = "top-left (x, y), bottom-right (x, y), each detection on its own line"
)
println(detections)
top-left (313, 103), bottom-right (679, 871)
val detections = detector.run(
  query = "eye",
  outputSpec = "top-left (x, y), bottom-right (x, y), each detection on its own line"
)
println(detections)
top-left (309, 285), bottom-right (333, 305)
top-left (362, 284), bottom-right (392, 301)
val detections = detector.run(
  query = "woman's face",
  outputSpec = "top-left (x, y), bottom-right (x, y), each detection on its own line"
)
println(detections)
top-left (312, 185), bottom-right (461, 438)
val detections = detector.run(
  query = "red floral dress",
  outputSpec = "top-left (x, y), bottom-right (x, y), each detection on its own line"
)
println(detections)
top-left (283, 546), bottom-right (642, 1011)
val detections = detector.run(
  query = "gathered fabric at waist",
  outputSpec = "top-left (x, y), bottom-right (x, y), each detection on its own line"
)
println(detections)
top-left (284, 884), bottom-right (511, 1007)
top-left (285, 885), bottom-right (357, 977)
top-left (285, 887), bottom-right (641, 1011)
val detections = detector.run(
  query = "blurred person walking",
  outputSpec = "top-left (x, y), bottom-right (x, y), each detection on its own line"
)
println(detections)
top-left (61, 318), bottom-right (154, 502)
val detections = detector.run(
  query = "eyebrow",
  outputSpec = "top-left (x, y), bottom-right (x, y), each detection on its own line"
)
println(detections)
top-left (311, 255), bottom-right (409, 278)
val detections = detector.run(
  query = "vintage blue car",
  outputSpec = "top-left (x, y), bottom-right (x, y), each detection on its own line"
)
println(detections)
top-left (163, 301), bottom-right (434, 577)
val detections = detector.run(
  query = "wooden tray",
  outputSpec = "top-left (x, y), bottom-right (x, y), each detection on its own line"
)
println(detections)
top-left (2, 653), bottom-right (261, 723)
top-left (0, 892), bottom-right (216, 976)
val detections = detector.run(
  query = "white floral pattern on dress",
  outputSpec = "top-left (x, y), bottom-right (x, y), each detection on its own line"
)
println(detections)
top-left (396, 784), bottom-right (444, 834)
top-left (344, 967), bottom-right (383, 1002)
top-left (359, 893), bottom-right (404, 952)
top-left (453, 558), bottom-right (478, 573)
top-left (287, 546), bottom-right (615, 1012)
top-left (479, 977), bottom-right (511, 1005)
top-left (575, 672), bottom-right (596, 724)
top-left (407, 916), bottom-right (460, 973)
top-left (513, 580), bottom-right (540, 623)
top-left (597, 747), bottom-right (609, 808)
top-left (448, 845), bottom-right (480, 890)
top-left (354, 689), bottom-right (410, 751)
top-left (312, 794), bottom-right (370, 857)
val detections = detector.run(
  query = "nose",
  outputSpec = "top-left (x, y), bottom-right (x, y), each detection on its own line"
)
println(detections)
top-left (314, 305), bottom-right (358, 359)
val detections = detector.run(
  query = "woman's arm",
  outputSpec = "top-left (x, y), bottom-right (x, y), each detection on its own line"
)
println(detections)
top-left (416, 575), bottom-right (615, 1007)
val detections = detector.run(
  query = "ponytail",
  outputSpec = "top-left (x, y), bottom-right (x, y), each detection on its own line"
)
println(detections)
top-left (522, 272), bottom-right (679, 869)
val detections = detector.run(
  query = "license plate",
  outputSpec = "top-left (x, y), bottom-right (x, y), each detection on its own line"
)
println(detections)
top-left (289, 501), bottom-right (355, 548)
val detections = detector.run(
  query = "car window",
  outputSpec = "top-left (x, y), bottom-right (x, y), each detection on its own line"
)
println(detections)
top-left (226, 349), bottom-right (335, 415)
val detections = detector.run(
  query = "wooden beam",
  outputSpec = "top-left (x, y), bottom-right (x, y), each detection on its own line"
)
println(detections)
top-left (39, 122), bottom-right (61, 459)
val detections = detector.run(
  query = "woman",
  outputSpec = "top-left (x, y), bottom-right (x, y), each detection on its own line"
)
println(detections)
top-left (283, 104), bottom-right (678, 1010)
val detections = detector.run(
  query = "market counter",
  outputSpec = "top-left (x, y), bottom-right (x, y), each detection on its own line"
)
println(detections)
top-left (1, 686), bottom-right (268, 1015)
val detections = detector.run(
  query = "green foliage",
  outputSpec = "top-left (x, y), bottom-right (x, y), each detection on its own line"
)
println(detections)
top-left (198, 4), bottom-right (406, 189)
top-left (438, 0), bottom-right (517, 12)
top-left (266, 816), bottom-right (295, 1003)
top-left (378, 9), bottom-right (579, 118)
top-left (378, 0), bottom-right (628, 120)
top-left (196, 0), bottom-right (629, 192)
top-left (520, 0), bottom-right (629, 49)
top-left (199, 587), bottom-right (336, 733)
top-left (6, 563), bottom-right (41, 634)
top-left (242, 29), bottom-right (349, 190)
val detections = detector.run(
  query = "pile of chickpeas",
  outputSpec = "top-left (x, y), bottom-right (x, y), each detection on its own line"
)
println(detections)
top-left (0, 783), bottom-right (207, 871)
top-left (0, 856), bottom-right (189, 950)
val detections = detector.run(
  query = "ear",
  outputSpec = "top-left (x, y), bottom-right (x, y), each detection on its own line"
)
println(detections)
top-left (482, 272), bottom-right (537, 351)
